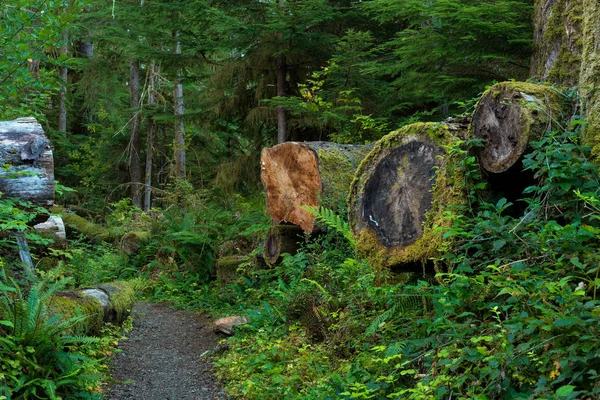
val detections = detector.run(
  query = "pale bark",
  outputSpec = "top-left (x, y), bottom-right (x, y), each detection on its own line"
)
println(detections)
top-left (129, 59), bottom-right (142, 208)
top-left (144, 61), bottom-right (156, 212)
top-left (58, 33), bottom-right (69, 133)
top-left (173, 30), bottom-right (186, 179)
top-left (276, 0), bottom-right (287, 144)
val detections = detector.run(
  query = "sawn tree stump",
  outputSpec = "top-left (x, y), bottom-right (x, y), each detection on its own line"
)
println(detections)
top-left (261, 141), bottom-right (372, 232)
top-left (348, 122), bottom-right (467, 270)
top-left (470, 82), bottom-right (569, 173)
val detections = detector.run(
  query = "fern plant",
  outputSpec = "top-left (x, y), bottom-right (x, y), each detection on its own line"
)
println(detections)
top-left (302, 205), bottom-right (356, 248)
top-left (0, 270), bottom-right (103, 399)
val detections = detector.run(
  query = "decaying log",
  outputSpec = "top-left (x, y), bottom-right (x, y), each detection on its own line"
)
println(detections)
top-left (348, 122), bottom-right (466, 270)
top-left (470, 82), bottom-right (569, 174)
top-left (216, 255), bottom-right (245, 284)
top-left (49, 281), bottom-right (135, 335)
top-left (0, 118), bottom-right (54, 208)
top-left (261, 141), bottom-right (372, 232)
top-left (51, 206), bottom-right (121, 242)
top-left (33, 216), bottom-right (66, 240)
top-left (263, 224), bottom-right (305, 267)
top-left (120, 231), bottom-right (148, 255)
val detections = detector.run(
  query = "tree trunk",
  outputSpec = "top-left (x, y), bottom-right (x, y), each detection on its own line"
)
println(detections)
top-left (579, 0), bottom-right (600, 156)
top-left (276, 0), bottom-right (288, 144)
top-left (530, 0), bottom-right (583, 87)
top-left (470, 82), bottom-right (569, 173)
top-left (58, 33), bottom-right (69, 133)
top-left (0, 118), bottom-right (54, 208)
top-left (263, 224), bottom-right (304, 267)
top-left (129, 59), bottom-right (142, 208)
top-left (348, 121), bottom-right (467, 270)
top-left (144, 60), bottom-right (156, 212)
top-left (216, 255), bottom-right (245, 284)
top-left (173, 30), bottom-right (186, 179)
top-left (261, 141), bottom-right (372, 232)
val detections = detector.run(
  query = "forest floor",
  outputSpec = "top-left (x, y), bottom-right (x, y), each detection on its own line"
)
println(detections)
top-left (107, 302), bottom-right (227, 400)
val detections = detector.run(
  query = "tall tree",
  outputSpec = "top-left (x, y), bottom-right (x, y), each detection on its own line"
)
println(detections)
top-left (129, 59), bottom-right (143, 207)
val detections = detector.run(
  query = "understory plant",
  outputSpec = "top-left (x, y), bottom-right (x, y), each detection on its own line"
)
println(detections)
top-left (209, 100), bottom-right (600, 398)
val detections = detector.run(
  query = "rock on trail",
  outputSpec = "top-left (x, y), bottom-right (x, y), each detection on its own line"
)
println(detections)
top-left (108, 302), bottom-right (227, 400)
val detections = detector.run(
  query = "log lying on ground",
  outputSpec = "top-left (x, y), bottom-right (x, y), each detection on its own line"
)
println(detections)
top-left (263, 224), bottom-right (305, 267)
top-left (51, 206), bottom-right (122, 242)
top-left (261, 141), bottom-right (372, 232)
top-left (48, 281), bottom-right (135, 335)
top-left (216, 255), bottom-right (245, 284)
top-left (349, 122), bottom-right (467, 270)
top-left (470, 82), bottom-right (569, 173)
top-left (0, 118), bottom-right (54, 208)
top-left (120, 231), bottom-right (148, 255)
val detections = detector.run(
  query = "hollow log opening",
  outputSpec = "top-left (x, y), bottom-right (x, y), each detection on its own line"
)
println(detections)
top-left (485, 160), bottom-right (537, 215)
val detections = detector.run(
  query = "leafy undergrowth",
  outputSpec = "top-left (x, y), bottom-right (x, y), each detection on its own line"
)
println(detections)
top-left (178, 116), bottom-right (600, 399)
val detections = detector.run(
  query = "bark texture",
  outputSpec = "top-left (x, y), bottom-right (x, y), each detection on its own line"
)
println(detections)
top-left (579, 0), bottom-right (600, 157)
top-left (129, 59), bottom-right (142, 208)
top-left (0, 118), bottom-right (54, 208)
top-left (470, 82), bottom-right (569, 173)
top-left (261, 141), bottom-right (372, 232)
top-left (349, 122), bottom-right (466, 270)
top-left (173, 30), bottom-right (186, 179)
top-left (530, 0), bottom-right (583, 86)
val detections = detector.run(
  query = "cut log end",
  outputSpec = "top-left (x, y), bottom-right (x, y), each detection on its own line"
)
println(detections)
top-left (263, 224), bottom-right (304, 267)
top-left (349, 122), bottom-right (465, 269)
top-left (471, 82), bottom-right (567, 173)
top-left (362, 140), bottom-right (443, 248)
top-left (261, 141), bottom-right (373, 232)
top-left (261, 143), bottom-right (321, 232)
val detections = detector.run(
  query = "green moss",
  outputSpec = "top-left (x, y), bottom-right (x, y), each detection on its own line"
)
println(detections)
top-left (120, 231), bottom-right (149, 255)
top-left (579, 0), bottom-right (600, 160)
top-left (348, 122), bottom-right (465, 270)
top-left (217, 255), bottom-right (246, 284)
top-left (48, 292), bottom-right (104, 335)
top-left (468, 82), bottom-right (569, 172)
top-left (316, 145), bottom-right (372, 213)
top-left (532, 0), bottom-right (583, 86)
top-left (52, 206), bottom-right (121, 242)
top-left (97, 281), bottom-right (135, 323)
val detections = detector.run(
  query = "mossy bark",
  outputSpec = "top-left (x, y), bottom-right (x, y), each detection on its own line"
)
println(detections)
top-left (47, 281), bottom-right (135, 335)
top-left (261, 141), bottom-right (373, 232)
top-left (470, 82), bottom-right (570, 173)
top-left (216, 255), bottom-right (245, 284)
top-left (51, 206), bottom-right (121, 242)
top-left (120, 231), bottom-right (149, 255)
top-left (579, 0), bottom-right (600, 158)
top-left (530, 0), bottom-right (583, 86)
top-left (349, 122), bottom-right (467, 270)
top-left (263, 224), bottom-right (304, 267)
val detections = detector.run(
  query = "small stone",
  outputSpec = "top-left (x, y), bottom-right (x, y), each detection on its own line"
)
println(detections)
top-left (212, 316), bottom-right (249, 336)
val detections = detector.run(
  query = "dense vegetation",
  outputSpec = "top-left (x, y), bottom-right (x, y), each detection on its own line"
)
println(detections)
top-left (1, 0), bottom-right (600, 399)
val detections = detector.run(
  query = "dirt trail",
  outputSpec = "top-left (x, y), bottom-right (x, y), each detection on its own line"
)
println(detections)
top-left (108, 302), bottom-right (226, 400)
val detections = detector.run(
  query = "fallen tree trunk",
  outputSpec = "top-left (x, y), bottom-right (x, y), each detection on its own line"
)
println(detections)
top-left (470, 82), bottom-right (570, 173)
top-left (263, 224), bottom-right (305, 267)
top-left (261, 141), bottom-right (372, 232)
top-left (0, 117), bottom-right (54, 208)
top-left (49, 281), bottom-right (135, 335)
top-left (349, 121), bottom-right (467, 270)
top-left (51, 206), bottom-right (121, 242)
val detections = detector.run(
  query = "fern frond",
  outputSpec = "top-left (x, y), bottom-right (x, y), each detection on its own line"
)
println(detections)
top-left (302, 205), bottom-right (356, 248)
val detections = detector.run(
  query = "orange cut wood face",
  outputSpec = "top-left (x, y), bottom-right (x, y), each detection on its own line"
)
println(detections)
top-left (260, 142), bottom-right (322, 232)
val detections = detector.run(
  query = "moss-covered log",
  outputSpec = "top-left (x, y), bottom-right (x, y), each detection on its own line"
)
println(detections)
top-left (216, 255), bottom-right (245, 284)
top-left (0, 118), bottom-right (54, 208)
top-left (51, 206), bottom-right (121, 242)
top-left (261, 141), bottom-right (372, 232)
top-left (579, 0), bottom-right (600, 158)
top-left (120, 231), bottom-right (148, 255)
top-left (470, 82), bottom-right (570, 173)
top-left (530, 0), bottom-right (583, 86)
top-left (349, 122), bottom-right (466, 270)
top-left (48, 281), bottom-right (135, 335)
top-left (263, 224), bottom-right (305, 267)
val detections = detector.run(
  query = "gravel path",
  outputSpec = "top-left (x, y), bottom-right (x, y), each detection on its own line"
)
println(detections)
top-left (108, 302), bottom-right (227, 400)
